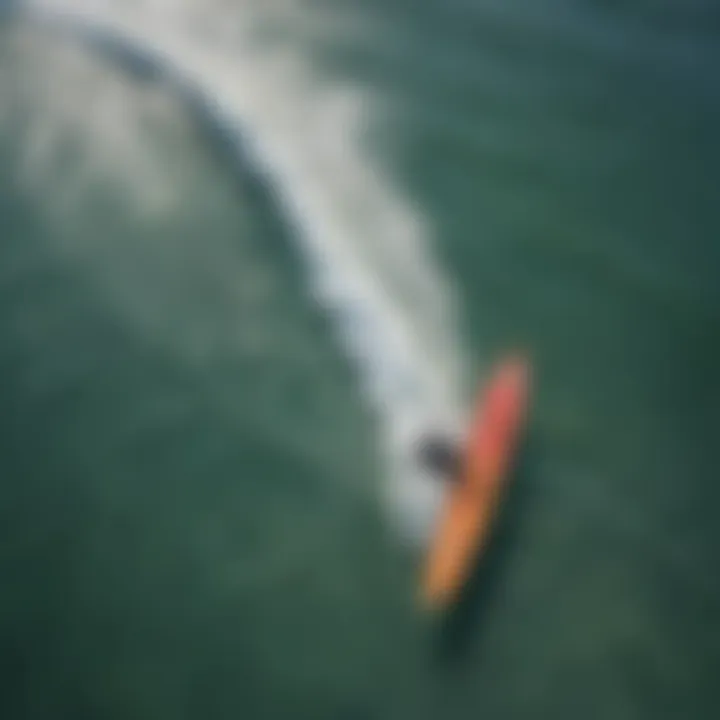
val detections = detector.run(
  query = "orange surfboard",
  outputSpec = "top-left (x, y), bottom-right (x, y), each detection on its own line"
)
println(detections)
top-left (420, 355), bottom-right (531, 611)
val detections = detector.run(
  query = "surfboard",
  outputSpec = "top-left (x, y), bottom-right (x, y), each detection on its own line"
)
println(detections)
top-left (419, 354), bottom-right (531, 611)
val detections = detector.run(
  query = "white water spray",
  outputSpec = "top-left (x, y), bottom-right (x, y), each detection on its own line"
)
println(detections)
top-left (18, 0), bottom-right (470, 544)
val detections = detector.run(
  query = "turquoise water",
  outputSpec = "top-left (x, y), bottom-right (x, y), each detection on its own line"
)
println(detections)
top-left (1, 1), bottom-right (718, 718)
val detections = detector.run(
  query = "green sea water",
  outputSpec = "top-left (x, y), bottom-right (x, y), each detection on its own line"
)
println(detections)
top-left (1, 1), bottom-right (718, 718)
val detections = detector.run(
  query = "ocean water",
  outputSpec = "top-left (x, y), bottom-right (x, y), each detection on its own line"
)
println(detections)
top-left (0, 1), bottom-right (718, 718)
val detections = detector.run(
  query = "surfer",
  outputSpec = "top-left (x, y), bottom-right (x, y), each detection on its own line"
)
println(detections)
top-left (417, 434), bottom-right (462, 480)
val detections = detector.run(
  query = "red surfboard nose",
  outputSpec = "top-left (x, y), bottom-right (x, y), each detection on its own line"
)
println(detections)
top-left (473, 355), bottom-right (530, 476)
top-left (492, 355), bottom-right (530, 406)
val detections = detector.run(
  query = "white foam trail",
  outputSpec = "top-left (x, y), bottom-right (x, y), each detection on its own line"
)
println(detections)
top-left (20, 0), bottom-right (470, 544)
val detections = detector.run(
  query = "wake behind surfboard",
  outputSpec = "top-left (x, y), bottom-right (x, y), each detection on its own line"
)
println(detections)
top-left (418, 354), bottom-right (531, 612)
